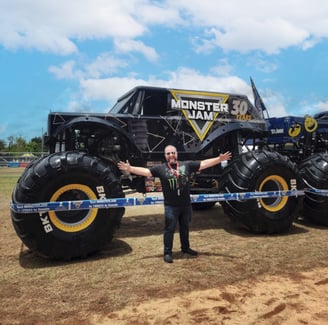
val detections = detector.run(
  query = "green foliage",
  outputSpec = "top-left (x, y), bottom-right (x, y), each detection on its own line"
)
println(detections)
top-left (0, 139), bottom-right (6, 151)
top-left (26, 137), bottom-right (43, 153)
top-left (0, 136), bottom-right (43, 153)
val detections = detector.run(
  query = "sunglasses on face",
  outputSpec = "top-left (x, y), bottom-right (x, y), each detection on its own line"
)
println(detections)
top-left (165, 151), bottom-right (176, 156)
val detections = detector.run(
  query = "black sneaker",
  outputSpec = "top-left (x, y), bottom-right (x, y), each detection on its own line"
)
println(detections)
top-left (182, 248), bottom-right (198, 256)
top-left (164, 254), bottom-right (173, 263)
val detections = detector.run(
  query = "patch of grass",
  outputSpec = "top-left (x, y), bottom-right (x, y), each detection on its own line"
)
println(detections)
top-left (0, 168), bottom-right (24, 203)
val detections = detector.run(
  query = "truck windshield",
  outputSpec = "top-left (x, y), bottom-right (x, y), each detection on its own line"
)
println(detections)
top-left (109, 89), bottom-right (139, 114)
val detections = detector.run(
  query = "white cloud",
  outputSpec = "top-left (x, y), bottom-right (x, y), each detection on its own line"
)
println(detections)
top-left (248, 85), bottom-right (288, 117)
top-left (80, 76), bottom-right (148, 103)
top-left (265, 100), bottom-right (288, 117)
top-left (247, 56), bottom-right (279, 73)
top-left (170, 0), bottom-right (328, 53)
top-left (163, 67), bottom-right (250, 94)
top-left (295, 100), bottom-right (328, 116)
top-left (78, 68), bottom-right (253, 107)
top-left (202, 19), bottom-right (309, 54)
top-left (114, 39), bottom-right (159, 62)
top-left (286, 98), bottom-right (328, 116)
top-left (85, 53), bottom-right (128, 78)
top-left (209, 58), bottom-right (233, 76)
top-left (0, 0), bottom-right (148, 54)
top-left (66, 100), bottom-right (94, 113)
top-left (49, 53), bottom-right (128, 80)
top-left (2, 0), bottom-right (328, 57)
top-left (137, 1), bottom-right (182, 26)
top-left (315, 101), bottom-right (328, 111)
top-left (49, 61), bottom-right (78, 80)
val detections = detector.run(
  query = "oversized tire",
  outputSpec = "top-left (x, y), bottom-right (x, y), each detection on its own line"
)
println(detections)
top-left (11, 151), bottom-right (125, 259)
top-left (299, 153), bottom-right (328, 226)
top-left (220, 150), bottom-right (301, 233)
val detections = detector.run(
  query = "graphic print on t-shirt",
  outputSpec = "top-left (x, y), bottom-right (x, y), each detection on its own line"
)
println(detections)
top-left (149, 160), bottom-right (200, 206)
top-left (167, 165), bottom-right (188, 191)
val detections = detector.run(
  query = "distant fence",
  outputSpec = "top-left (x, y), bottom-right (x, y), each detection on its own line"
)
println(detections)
top-left (0, 152), bottom-right (48, 168)
top-left (7, 162), bottom-right (22, 168)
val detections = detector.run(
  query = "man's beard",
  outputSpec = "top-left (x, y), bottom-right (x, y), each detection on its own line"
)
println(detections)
top-left (166, 157), bottom-right (177, 164)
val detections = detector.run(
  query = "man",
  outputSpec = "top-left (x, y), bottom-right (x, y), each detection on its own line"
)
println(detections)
top-left (117, 145), bottom-right (232, 263)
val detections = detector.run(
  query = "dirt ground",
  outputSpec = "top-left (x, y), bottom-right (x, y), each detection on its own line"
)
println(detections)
top-left (1, 168), bottom-right (328, 324)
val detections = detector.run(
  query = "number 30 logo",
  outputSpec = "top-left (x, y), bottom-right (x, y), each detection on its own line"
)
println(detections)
top-left (231, 99), bottom-right (249, 115)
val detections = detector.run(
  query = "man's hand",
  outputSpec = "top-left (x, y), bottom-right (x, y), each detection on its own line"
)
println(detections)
top-left (117, 160), bottom-right (152, 177)
top-left (199, 151), bottom-right (232, 171)
top-left (219, 151), bottom-right (232, 162)
top-left (117, 160), bottom-right (131, 172)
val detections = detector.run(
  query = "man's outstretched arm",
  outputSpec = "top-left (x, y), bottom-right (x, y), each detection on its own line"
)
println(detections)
top-left (199, 151), bottom-right (232, 171)
top-left (117, 160), bottom-right (153, 177)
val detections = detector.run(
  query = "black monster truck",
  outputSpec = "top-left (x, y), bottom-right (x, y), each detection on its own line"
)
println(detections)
top-left (11, 81), bottom-right (328, 259)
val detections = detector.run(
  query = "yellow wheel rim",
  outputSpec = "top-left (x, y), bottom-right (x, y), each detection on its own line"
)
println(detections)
top-left (288, 123), bottom-right (301, 137)
top-left (304, 116), bottom-right (318, 133)
top-left (258, 175), bottom-right (288, 212)
top-left (48, 184), bottom-right (98, 233)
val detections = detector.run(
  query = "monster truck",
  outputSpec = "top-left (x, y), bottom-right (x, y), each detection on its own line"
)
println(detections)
top-left (264, 112), bottom-right (328, 226)
top-left (11, 81), bottom-right (328, 259)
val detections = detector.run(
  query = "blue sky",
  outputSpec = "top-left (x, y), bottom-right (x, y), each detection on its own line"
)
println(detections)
top-left (1, 0), bottom-right (328, 143)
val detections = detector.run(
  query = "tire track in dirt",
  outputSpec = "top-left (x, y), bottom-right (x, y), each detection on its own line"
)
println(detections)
top-left (90, 267), bottom-right (328, 325)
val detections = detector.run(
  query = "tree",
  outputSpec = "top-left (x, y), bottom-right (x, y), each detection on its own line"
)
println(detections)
top-left (7, 136), bottom-right (14, 152)
top-left (0, 139), bottom-right (6, 151)
top-left (26, 137), bottom-right (42, 153)
top-left (0, 135), bottom-right (45, 153)
top-left (9, 136), bottom-right (26, 153)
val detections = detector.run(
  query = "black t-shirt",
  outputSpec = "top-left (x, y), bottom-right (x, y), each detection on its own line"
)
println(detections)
top-left (150, 161), bottom-right (200, 206)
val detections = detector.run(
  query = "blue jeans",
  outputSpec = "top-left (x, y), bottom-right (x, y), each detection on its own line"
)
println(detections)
top-left (164, 205), bottom-right (192, 255)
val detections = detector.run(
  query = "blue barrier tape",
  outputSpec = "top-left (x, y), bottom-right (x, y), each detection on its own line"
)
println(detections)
top-left (10, 188), bottom-right (328, 214)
